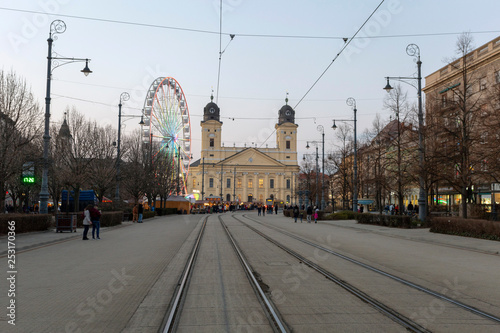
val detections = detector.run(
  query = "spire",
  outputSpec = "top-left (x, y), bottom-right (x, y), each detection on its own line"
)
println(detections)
top-left (285, 91), bottom-right (289, 105)
top-left (210, 88), bottom-right (214, 102)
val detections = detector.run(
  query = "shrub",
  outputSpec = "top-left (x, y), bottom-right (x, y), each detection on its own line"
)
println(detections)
top-left (100, 211), bottom-right (122, 227)
top-left (324, 210), bottom-right (360, 220)
top-left (143, 211), bottom-right (156, 219)
top-left (0, 214), bottom-right (52, 234)
top-left (430, 217), bottom-right (500, 241)
top-left (356, 213), bottom-right (412, 228)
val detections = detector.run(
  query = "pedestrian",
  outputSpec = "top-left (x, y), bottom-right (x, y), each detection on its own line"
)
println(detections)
top-left (306, 205), bottom-right (313, 223)
top-left (257, 205), bottom-right (262, 216)
top-left (275, 205), bottom-right (278, 215)
top-left (82, 204), bottom-right (92, 240)
top-left (90, 205), bottom-right (101, 239)
top-left (407, 202), bottom-right (414, 213)
top-left (314, 207), bottom-right (319, 223)
top-left (293, 205), bottom-right (299, 222)
top-left (132, 204), bottom-right (139, 223)
top-left (138, 203), bottom-right (144, 223)
top-left (262, 205), bottom-right (266, 216)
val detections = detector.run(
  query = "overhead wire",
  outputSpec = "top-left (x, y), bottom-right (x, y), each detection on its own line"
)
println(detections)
top-left (293, 0), bottom-right (386, 109)
top-left (0, 7), bottom-right (497, 41)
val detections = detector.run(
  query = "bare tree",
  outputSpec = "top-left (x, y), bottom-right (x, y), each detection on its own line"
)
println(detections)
top-left (0, 70), bottom-right (42, 212)
top-left (56, 107), bottom-right (100, 211)
top-left (88, 124), bottom-right (117, 203)
top-left (121, 131), bottom-right (147, 204)
top-left (429, 33), bottom-right (484, 218)
top-left (383, 84), bottom-right (412, 213)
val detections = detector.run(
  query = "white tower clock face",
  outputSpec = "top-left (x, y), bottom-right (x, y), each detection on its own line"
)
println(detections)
top-left (209, 108), bottom-right (215, 113)
top-left (285, 110), bottom-right (291, 116)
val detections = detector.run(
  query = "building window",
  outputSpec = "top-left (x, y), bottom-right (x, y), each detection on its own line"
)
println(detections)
top-left (286, 179), bottom-right (291, 189)
top-left (226, 194), bottom-right (231, 201)
top-left (441, 95), bottom-right (447, 108)
top-left (237, 178), bottom-right (242, 188)
top-left (270, 179), bottom-right (275, 189)
top-left (248, 179), bottom-right (253, 188)
top-left (209, 178), bottom-right (214, 188)
top-left (209, 138), bottom-right (214, 147)
top-left (192, 178), bottom-right (196, 188)
top-left (286, 140), bottom-right (291, 149)
top-left (259, 179), bottom-right (264, 188)
top-left (226, 178), bottom-right (231, 188)
top-left (286, 195), bottom-right (290, 203)
top-left (480, 77), bottom-right (487, 91)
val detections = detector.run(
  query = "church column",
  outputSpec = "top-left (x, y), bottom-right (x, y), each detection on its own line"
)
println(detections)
top-left (242, 172), bottom-right (248, 202)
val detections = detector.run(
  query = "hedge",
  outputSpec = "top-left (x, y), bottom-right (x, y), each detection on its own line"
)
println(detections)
top-left (357, 213), bottom-right (412, 228)
top-left (430, 217), bottom-right (500, 241)
top-left (0, 214), bottom-right (52, 234)
top-left (324, 210), bottom-right (360, 220)
top-left (155, 208), bottom-right (178, 216)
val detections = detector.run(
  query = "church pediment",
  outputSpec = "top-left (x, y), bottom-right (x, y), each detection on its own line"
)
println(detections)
top-left (216, 148), bottom-right (285, 167)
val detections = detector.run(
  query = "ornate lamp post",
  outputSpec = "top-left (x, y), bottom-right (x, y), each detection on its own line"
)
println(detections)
top-left (40, 20), bottom-right (92, 214)
top-left (332, 97), bottom-right (358, 213)
top-left (384, 43), bottom-right (426, 221)
top-left (317, 125), bottom-right (325, 209)
top-left (305, 142), bottom-right (320, 208)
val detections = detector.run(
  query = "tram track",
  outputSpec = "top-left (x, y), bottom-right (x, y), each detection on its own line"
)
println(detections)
top-left (159, 215), bottom-right (289, 333)
top-left (231, 214), bottom-right (431, 333)
top-left (239, 213), bottom-right (500, 326)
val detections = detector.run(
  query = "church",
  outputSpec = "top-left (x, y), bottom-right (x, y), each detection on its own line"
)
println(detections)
top-left (186, 96), bottom-right (300, 206)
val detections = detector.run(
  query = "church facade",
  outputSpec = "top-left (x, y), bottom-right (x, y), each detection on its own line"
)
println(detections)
top-left (186, 97), bottom-right (300, 206)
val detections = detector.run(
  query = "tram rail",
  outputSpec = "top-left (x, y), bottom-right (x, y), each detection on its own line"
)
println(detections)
top-left (241, 213), bottom-right (500, 326)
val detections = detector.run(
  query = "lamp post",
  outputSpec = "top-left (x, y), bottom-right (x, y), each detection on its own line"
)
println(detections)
top-left (114, 92), bottom-right (130, 203)
top-left (317, 125), bottom-right (325, 209)
top-left (40, 20), bottom-right (92, 214)
top-left (384, 43), bottom-right (426, 221)
top-left (332, 97), bottom-right (358, 213)
top-left (305, 142), bottom-right (320, 208)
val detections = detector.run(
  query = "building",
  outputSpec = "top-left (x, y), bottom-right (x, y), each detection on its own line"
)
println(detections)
top-left (186, 95), bottom-right (300, 206)
top-left (423, 35), bottom-right (500, 210)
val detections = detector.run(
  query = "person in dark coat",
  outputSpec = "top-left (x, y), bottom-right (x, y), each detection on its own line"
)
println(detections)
top-left (293, 205), bottom-right (299, 223)
top-left (306, 206), bottom-right (313, 223)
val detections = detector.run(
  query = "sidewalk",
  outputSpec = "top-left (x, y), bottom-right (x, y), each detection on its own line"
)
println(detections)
top-left (0, 221), bottom-right (134, 256)
top-left (320, 219), bottom-right (500, 255)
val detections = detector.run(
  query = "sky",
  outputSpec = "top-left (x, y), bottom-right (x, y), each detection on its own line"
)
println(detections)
top-left (1, 0), bottom-right (500, 163)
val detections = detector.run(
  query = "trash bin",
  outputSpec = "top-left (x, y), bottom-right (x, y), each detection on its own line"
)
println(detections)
top-left (56, 214), bottom-right (77, 233)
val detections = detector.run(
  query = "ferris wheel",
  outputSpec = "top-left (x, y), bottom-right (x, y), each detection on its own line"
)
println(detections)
top-left (142, 77), bottom-right (191, 195)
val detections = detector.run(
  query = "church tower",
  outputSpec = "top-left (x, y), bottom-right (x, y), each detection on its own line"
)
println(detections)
top-left (275, 96), bottom-right (298, 164)
top-left (200, 94), bottom-right (223, 162)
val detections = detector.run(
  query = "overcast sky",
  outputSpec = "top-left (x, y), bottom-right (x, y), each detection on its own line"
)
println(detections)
top-left (1, 0), bottom-right (499, 162)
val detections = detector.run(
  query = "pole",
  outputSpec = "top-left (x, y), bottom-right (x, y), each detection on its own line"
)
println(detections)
top-left (417, 55), bottom-right (427, 221)
top-left (177, 151), bottom-right (180, 195)
top-left (40, 32), bottom-right (54, 215)
top-left (410, 44), bottom-right (427, 222)
top-left (115, 100), bottom-right (122, 202)
top-left (315, 146), bottom-right (319, 208)
top-left (201, 157), bottom-right (205, 200)
top-left (353, 105), bottom-right (358, 213)
top-left (321, 131), bottom-right (325, 209)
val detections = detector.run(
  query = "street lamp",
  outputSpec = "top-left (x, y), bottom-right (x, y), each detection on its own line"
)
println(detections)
top-left (114, 92), bottom-right (130, 203)
top-left (305, 141), bottom-right (320, 209)
top-left (40, 20), bottom-right (92, 214)
top-left (332, 97), bottom-right (358, 213)
top-left (384, 43), bottom-right (426, 222)
top-left (317, 125), bottom-right (325, 209)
